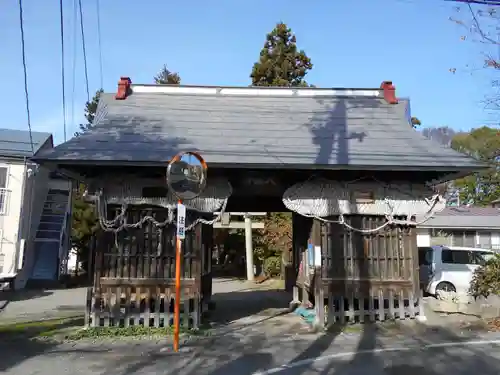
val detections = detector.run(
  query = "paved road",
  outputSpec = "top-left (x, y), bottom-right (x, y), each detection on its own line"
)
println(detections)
top-left (1, 326), bottom-right (500, 375)
top-left (2, 280), bottom-right (500, 374)
top-left (0, 288), bottom-right (87, 323)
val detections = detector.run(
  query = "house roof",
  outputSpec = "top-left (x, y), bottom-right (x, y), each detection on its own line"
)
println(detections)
top-left (32, 80), bottom-right (484, 173)
top-left (419, 206), bottom-right (500, 230)
top-left (0, 128), bottom-right (52, 159)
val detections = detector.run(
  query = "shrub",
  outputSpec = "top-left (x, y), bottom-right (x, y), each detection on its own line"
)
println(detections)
top-left (263, 256), bottom-right (282, 277)
top-left (469, 253), bottom-right (500, 298)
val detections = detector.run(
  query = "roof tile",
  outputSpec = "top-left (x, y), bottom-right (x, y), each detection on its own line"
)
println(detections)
top-left (32, 85), bottom-right (483, 170)
top-left (0, 128), bottom-right (52, 159)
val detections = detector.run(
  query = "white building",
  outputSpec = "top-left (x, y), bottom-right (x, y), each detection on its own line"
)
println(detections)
top-left (417, 206), bottom-right (500, 251)
top-left (0, 129), bottom-right (72, 289)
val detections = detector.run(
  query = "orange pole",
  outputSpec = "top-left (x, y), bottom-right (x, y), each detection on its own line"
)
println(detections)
top-left (173, 199), bottom-right (182, 352)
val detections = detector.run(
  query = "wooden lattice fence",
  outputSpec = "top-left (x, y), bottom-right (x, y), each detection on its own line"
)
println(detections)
top-left (293, 215), bottom-right (422, 326)
top-left (85, 206), bottom-right (209, 328)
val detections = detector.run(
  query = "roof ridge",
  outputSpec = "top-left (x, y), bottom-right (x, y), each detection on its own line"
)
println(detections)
top-left (0, 127), bottom-right (52, 136)
top-left (132, 83), bottom-right (384, 90)
top-left (113, 76), bottom-right (399, 103)
top-left (128, 84), bottom-right (385, 99)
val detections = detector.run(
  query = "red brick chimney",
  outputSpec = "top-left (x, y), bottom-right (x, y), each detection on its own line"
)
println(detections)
top-left (115, 77), bottom-right (132, 100)
top-left (380, 81), bottom-right (398, 104)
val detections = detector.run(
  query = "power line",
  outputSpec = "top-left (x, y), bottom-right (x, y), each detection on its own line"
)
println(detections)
top-left (71, 0), bottom-right (78, 134)
top-left (96, 0), bottom-right (103, 89)
top-left (17, 0), bottom-right (34, 155)
top-left (78, 0), bottom-right (90, 102)
top-left (445, 1), bottom-right (500, 5)
top-left (59, 0), bottom-right (67, 142)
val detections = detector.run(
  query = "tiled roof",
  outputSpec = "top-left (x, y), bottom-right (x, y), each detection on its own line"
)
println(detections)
top-left (419, 206), bottom-right (500, 229)
top-left (33, 83), bottom-right (484, 172)
top-left (0, 128), bottom-right (52, 159)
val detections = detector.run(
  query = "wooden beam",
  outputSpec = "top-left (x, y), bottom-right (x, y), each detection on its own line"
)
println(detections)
top-left (213, 222), bottom-right (264, 229)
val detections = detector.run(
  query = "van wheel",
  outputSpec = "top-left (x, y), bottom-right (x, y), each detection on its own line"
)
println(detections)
top-left (435, 282), bottom-right (456, 296)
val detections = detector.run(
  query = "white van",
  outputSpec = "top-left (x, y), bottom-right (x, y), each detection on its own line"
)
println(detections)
top-left (418, 245), bottom-right (494, 296)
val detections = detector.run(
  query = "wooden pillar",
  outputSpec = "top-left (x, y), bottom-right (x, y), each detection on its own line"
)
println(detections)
top-left (302, 244), bottom-right (310, 307)
top-left (200, 220), bottom-right (214, 314)
top-left (312, 219), bottom-right (325, 330)
top-left (244, 214), bottom-right (255, 281)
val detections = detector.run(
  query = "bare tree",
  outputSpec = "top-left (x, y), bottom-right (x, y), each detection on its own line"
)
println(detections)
top-left (449, 3), bottom-right (499, 111)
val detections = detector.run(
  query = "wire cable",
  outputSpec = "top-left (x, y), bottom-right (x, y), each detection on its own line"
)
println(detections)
top-left (71, 0), bottom-right (78, 136)
top-left (96, 0), bottom-right (104, 89)
top-left (59, 0), bottom-right (68, 142)
top-left (445, 1), bottom-right (500, 5)
top-left (78, 0), bottom-right (90, 102)
top-left (18, 0), bottom-right (34, 155)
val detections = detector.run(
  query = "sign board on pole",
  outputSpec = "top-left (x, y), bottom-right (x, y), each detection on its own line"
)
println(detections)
top-left (314, 246), bottom-right (322, 267)
top-left (177, 203), bottom-right (186, 240)
top-left (307, 243), bottom-right (314, 267)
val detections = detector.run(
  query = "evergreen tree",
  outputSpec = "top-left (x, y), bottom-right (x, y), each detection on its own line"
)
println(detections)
top-left (250, 23), bottom-right (313, 277)
top-left (71, 89), bottom-right (103, 273)
top-left (250, 22), bottom-right (313, 87)
top-left (451, 126), bottom-right (500, 206)
top-left (71, 183), bottom-right (99, 274)
top-left (74, 89), bottom-right (103, 136)
top-left (154, 65), bottom-right (181, 84)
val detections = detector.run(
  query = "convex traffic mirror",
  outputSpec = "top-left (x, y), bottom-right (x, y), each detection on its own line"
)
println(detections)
top-left (166, 151), bottom-right (207, 201)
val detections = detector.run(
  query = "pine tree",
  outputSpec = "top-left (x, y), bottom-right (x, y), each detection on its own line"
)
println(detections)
top-left (154, 65), bottom-right (181, 84)
top-left (250, 23), bottom-right (313, 277)
top-left (74, 89), bottom-right (103, 136)
top-left (250, 22), bottom-right (313, 87)
top-left (71, 89), bottom-right (103, 273)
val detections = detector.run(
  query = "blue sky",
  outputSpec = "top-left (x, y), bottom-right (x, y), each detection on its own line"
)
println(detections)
top-left (1, 0), bottom-right (498, 145)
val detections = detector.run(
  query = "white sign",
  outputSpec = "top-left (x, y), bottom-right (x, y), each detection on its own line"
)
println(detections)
top-left (314, 246), bottom-right (322, 267)
top-left (176, 203), bottom-right (186, 240)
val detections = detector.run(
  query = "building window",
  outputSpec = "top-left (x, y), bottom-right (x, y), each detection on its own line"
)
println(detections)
top-left (451, 230), bottom-right (476, 247)
top-left (477, 232), bottom-right (492, 248)
top-left (0, 167), bottom-right (7, 215)
top-left (431, 229), bottom-right (496, 250)
top-left (430, 229), bottom-right (453, 246)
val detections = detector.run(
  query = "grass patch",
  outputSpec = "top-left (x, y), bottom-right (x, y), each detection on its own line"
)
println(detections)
top-left (0, 316), bottom-right (84, 338)
top-left (0, 317), bottom-right (212, 341)
top-left (65, 324), bottom-right (211, 340)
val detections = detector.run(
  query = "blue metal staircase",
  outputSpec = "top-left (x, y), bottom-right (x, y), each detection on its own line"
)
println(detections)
top-left (27, 189), bottom-right (70, 286)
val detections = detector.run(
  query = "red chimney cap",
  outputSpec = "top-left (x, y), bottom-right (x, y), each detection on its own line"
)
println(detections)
top-left (115, 77), bottom-right (132, 100)
top-left (380, 81), bottom-right (398, 104)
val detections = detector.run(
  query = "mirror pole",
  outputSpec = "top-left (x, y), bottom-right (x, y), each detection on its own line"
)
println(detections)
top-left (174, 199), bottom-right (182, 353)
top-left (167, 151), bottom-right (207, 353)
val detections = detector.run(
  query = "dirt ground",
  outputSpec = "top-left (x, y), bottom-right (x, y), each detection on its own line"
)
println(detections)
top-left (1, 279), bottom-right (498, 337)
top-left (0, 278), bottom-right (305, 331)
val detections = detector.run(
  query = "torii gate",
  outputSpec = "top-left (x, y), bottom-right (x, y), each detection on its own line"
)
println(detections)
top-left (215, 212), bottom-right (266, 281)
